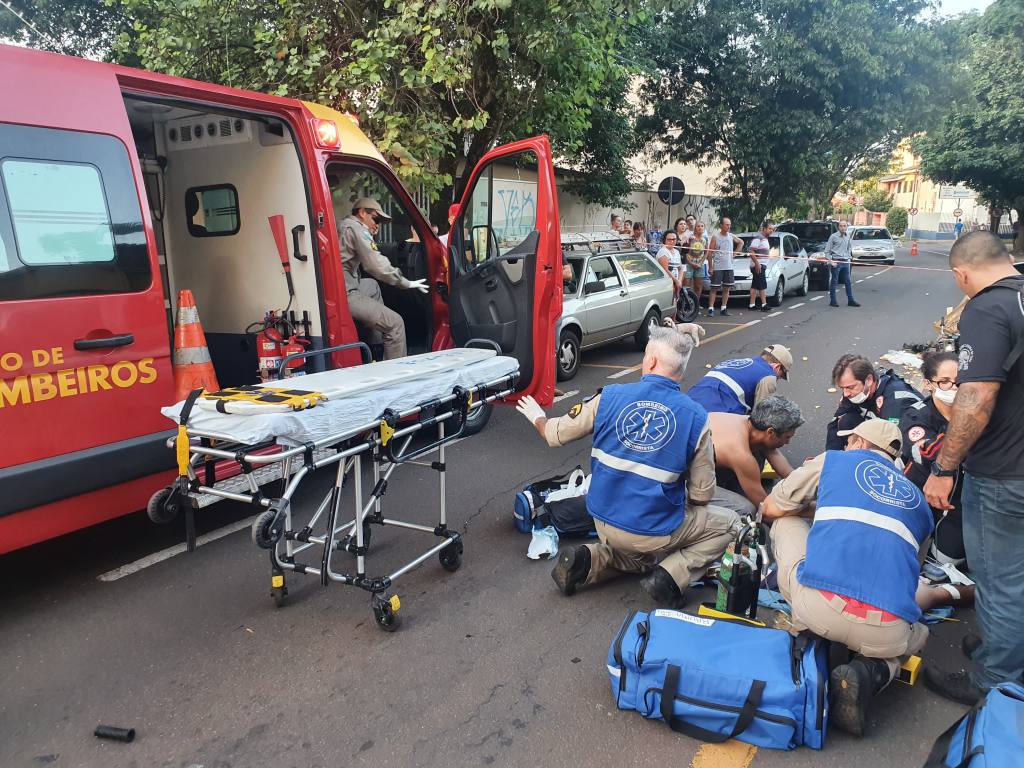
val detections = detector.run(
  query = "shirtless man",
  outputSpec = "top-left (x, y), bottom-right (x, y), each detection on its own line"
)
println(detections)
top-left (709, 395), bottom-right (804, 515)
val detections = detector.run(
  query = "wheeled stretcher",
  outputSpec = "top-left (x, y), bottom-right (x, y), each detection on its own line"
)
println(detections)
top-left (153, 344), bottom-right (519, 631)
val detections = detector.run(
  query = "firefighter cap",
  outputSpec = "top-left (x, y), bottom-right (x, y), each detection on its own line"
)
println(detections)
top-left (763, 344), bottom-right (793, 379)
top-left (354, 197), bottom-right (392, 221)
top-left (837, 419), bottom-right (903, 459)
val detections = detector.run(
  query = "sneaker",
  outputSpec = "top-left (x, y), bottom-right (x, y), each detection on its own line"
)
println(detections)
top-left (829, 656), bottom-right (891, 736)
top-left (961, 633), bottom-right (982, 660)
top-left (829, 301), bottom-right (840, 307)
top-left (761, 305), bottom-right (771, 312)
top-left (848, 300), bottom-right (862, 307)
top-left (707, 308), bottom-right (715, 317)
top-left (923, 667), bottom-right (983, 706)
top-left (551, 545), bottom-right (591, 597)
top-left (749, 305), bottom-right (756, 310)
top-left (720, 308), bottom-right (730, 316)
top-left (639, 566), bottom-right (684, 607)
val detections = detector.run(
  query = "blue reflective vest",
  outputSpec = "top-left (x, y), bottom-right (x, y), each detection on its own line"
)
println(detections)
top-left (588, 374), bottom-right (708, 536)
top-left (687, 356), bottom-right (775, 414)
top-left (798, 450), bottom-right (933, 624)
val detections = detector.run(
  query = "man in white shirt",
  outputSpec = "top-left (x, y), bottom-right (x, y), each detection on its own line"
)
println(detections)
top-left (707, 217), bottom-right (744, 317)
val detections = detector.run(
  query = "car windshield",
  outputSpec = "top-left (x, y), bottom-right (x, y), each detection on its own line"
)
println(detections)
top-left (778, 223), bottom-right (833, 242)
top-left (852, 228), bottom-right (891, 241)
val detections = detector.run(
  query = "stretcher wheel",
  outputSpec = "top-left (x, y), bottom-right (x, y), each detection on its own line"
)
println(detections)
top-left (438, 539), bottom-right (463, 572)
top-left (147, 486), bottom-right (180, 524)
top-left (271, 587), bottom-right (287, 608)
top-left (252, 509), bottom-right (284, 550)
top-left (373, 594), bottom-right (402, 632)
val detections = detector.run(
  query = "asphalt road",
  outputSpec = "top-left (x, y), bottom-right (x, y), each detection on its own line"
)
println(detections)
top-left (1, 242), bottom-right (978, 768)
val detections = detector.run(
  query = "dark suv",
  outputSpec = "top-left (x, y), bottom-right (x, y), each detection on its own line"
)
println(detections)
top-left (775, 220), bottom-right (837, 290)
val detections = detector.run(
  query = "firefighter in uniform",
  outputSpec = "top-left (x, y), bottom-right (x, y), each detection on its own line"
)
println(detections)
top-left (826, 353), bottom-right (921, 451)
top-left (516, 323), bottom-right (739, 607)
top-left (338, 197), bottom-right (428, 359)
top-left (686, 344), bottom-right (793, 414)
top-left (762, 419), bottom-right (933, 737)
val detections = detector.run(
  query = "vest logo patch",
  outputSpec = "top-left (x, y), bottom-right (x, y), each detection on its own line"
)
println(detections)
top-left (716, 357), bottom-right (753, 370)
top-left (615, 400), bottom-right (677, 453)
top-left (855, 459), bottom-right (919, 509)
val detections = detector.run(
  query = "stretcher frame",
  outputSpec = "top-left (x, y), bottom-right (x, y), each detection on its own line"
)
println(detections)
top-left (161, 342), bottom-right (519, 631)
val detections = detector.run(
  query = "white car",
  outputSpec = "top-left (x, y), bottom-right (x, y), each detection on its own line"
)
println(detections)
top-left (556, 234), bottom-right (674, 380)
top-left (731, 232), bottom-right (810, 306)
top-left (849, 225), bottom-right (897, 265)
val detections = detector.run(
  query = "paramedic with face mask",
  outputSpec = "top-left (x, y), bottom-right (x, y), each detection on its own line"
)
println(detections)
top-left (515, 323), bottom-right (739, 608)
top-left (826, 354), bottom-right (921, 451)
top-left (337, 197), bottom-right (429, 359)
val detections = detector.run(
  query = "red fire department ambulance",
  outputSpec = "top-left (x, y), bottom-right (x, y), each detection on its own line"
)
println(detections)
top-left (0, 44), bottom-right (560, 553)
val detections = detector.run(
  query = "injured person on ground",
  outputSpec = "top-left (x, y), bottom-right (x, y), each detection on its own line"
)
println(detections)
top-left (708, 395), bottom-right (803, 515)
top-left (515, 321), bottom-right (740, 608)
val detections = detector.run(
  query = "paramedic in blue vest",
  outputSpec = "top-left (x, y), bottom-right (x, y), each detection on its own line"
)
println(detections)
top-left (826, 354), bottom-right (921, 451)
top-left (687, 344), bottom-right (793, 414)
top-left (762, 419), bottom-right (933, 737)
top-left (516, 324), bottom-right (739, 607)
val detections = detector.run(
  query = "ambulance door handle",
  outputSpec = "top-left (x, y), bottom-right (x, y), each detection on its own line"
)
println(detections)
top-left (74, 334), bottom-right (135, 350)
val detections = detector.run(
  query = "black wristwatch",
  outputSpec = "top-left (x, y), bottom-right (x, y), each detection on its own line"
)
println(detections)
top-left (930, 462), bottom-right (957, 478)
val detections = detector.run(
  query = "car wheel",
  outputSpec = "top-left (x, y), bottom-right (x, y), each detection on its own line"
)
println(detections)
top-left (885, 258), bottom-right (895, 265)
top-left (768, 276), bottom-right (785, 307)
top-left (634, 308), bottom-right (661, 350)
top-left (556, 329), bottom-right (581, 381)
top-left (795, 270), bottom-right (809, 296)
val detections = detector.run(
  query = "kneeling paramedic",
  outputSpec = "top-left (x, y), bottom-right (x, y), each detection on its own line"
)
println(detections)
top-left (761, 419), bottom-right (933, 736)
top-left (516, 325), bottom-right (739, 607)
top-left (687, 345), bottom-right (793, 414)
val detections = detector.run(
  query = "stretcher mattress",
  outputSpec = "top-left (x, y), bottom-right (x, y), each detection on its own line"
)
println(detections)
top-left (161, 351), bottom-right (519, 446)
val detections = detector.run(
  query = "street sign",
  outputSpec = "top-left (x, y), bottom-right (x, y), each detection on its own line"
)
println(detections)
top-left (909, 207), bottom-right (919, 215)
top-left (657, 176), bottom-right (685, 205)
top-left (939, 185), bottom-right (973, 199)
top-left (953, 208), bottom-right (964, 217)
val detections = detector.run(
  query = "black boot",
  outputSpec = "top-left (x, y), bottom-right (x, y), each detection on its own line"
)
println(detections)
top-left (961, 633), bottom-right (982, 660)
top-left (639, 566), bottom-right (684, 607)
top-left (829, 656), bottom-right (893, 736)
top-left (551, 545), bottom-right (591, 596)
top-left (923, 667), bottom-right (983, 705)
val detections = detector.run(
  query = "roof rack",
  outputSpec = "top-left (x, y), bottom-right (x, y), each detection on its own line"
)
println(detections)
top-left (560, 230), bottom-right (637, 254)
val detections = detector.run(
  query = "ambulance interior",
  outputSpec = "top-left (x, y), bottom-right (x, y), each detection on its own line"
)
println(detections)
top-left (123, 95), bottom-right (432, 389)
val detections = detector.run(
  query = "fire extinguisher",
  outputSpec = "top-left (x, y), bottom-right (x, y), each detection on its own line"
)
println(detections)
top-left (250, 311), bottom-right (311, 381)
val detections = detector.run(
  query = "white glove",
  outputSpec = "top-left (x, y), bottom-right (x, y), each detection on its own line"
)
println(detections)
top-left (664, 319), bottom-right (705, 348)
top-left (405, 278), bottom-right (429, 294)
top-left (516, 395), bottom-right (546, 426)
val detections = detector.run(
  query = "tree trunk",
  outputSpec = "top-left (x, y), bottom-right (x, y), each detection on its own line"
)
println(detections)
top-left (1014, 207), bottom-right (1023, 255)
top-left (989, 205), bottom-right (1001, 235)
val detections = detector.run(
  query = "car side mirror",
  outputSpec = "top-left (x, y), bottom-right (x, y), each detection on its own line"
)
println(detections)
top-left (584, 280), bottom-right (605, 295)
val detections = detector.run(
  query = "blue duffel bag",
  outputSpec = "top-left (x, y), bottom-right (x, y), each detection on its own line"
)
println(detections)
top-left (607, 609), bottom-right (828, 750)
top-left (923, 682), bottom-right (1024, 767)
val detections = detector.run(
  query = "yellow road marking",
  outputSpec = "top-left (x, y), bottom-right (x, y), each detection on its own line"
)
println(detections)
top-left (689, 741), bottom-right (758, 768)
top-left (702, 320), bottom-right (761, 345)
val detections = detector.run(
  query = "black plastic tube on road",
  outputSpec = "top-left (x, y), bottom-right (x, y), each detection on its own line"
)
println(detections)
top-left (94, 724), bottom-right (136, 742)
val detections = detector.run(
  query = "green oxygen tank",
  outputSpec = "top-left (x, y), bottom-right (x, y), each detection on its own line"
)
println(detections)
top-left (716, 543), bottom-right (735, 611)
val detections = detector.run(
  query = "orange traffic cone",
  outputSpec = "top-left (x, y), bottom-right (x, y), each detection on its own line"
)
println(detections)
top-left (172, 289), bottom-right (219, 401)
top-left (911, 240), bottom-right (918, 257)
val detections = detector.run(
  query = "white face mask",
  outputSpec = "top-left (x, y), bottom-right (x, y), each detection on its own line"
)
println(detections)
top-left (933, 388), bottom-right (957, 406)
top-left (848, 390), bottom-right (869, 404)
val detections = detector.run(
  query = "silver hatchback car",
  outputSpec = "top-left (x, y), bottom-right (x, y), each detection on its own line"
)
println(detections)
top-left (556, 233), bottom-right (674, 381)
top-left (849, 225), bottom-right (897, 264)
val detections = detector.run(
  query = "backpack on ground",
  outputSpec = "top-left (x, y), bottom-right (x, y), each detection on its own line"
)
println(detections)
top-left (607, 609), bottom-right (828, 750)
top-left (923, 682), bottom-right (1024, 767)
top-left (513, 467), bottom-right (596, 537)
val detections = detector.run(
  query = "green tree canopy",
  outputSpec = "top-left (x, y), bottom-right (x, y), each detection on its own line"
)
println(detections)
top-left (637, 0), bottom-right (948, 229)
top-left (916, 0), bottom-right (1024, 251)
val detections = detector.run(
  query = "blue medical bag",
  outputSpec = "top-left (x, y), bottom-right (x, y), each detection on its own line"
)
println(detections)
top-left (607, 609), bottom-right (828, 750)
top-left (924, 682), bottom-right (1024, 767)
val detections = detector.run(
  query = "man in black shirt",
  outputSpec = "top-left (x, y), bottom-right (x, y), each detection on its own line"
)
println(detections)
top-left (923, 231), bottom-right (1024, 705)
top-left (825, 354), bottom-right (922, 451)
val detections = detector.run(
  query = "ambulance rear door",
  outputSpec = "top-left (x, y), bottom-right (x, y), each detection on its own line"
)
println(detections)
top-left (0, 47), bottom-right (174, 520)
top-left (448, 136), bottom-right (561, 406)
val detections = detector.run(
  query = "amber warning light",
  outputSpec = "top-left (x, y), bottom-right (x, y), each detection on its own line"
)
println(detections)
top-left (313, 119), bottom-right (340, 149)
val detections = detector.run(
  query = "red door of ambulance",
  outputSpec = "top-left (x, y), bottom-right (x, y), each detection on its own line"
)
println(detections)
top-left (0, 47), bottom-right (174, 551)
top-left (448, 137), bottom-right (561, 406)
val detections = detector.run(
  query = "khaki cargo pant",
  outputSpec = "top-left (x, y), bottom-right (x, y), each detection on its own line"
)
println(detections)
top-left (347, 278), bottom-right (406, 359)
top-left (585, 503), bottom-right (740, 590)
top-left (771, 516), bottom-right (928, 676)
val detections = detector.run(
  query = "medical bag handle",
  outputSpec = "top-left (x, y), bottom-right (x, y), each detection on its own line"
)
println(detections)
top-left (922, 696), bottom-right (986, 768)
top-left (659, 664), bottom-right (766, 743)
top-left (276, 341), bottom-right (372, 379)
